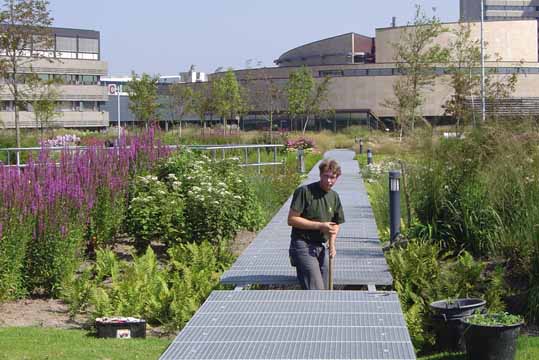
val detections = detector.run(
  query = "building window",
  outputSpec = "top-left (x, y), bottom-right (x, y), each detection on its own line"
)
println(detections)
top-left (81, 101), bottom-right (96, 111)
top-left (319, 70), bottom-right (344, 77)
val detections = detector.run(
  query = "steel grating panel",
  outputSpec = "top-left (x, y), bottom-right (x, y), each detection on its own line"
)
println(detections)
top-left (220, 270), bottom-right (393, 286)
top-left (159, 290), bottom-right (416, 360)
top-left (220, 150), bottom-right (393, 287)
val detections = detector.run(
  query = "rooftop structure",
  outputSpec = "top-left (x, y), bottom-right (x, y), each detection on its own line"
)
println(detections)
top-left (461, 0), bottom-right (539, 21)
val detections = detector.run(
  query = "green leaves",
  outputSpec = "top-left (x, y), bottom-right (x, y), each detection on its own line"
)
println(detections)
top-left (286, 66), bottom-right (332, 134)
top-left (465, 312), bottom-right (523, 327)
top-left (126, 174), bottom-right (185, 250)
top-left (212, 69), bottom-right (248, 124)
top-left (62, 242), bottom-right (228, 330)
top-left (127, 72), bottom-right (160, 126)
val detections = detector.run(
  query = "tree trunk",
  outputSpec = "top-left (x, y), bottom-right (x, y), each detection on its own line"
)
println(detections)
top-left (302, 115), bottom-right (310, 134)
top-left (269, 112), bottom-right (273, 142)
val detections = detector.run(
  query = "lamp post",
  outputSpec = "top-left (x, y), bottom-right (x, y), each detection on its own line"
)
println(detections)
top-left (117, 84), bottom-right (122, 142)
top-left (480, 0), bottom-right (486, 123)
top-left (389, 170), bottom-right (401, 244)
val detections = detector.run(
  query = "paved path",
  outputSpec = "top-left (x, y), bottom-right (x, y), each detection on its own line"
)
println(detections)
top-left (221, 149), bottom-right (392, 287)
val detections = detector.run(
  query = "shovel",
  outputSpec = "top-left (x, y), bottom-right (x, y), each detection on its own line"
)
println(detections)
top-left (328, 252), bottom-right (334, 290)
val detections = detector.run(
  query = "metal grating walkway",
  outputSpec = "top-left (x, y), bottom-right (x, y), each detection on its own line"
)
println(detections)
top-left (221, 150), bottom-right (392, 286)
top-left (159, 290), bottom-right (416, 360)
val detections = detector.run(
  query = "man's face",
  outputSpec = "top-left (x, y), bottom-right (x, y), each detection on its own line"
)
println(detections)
top-left (320, 170), bottom-right (339, 192)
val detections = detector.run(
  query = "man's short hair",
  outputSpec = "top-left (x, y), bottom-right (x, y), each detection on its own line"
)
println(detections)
top-left (319, 159), bottom-right (341, 177)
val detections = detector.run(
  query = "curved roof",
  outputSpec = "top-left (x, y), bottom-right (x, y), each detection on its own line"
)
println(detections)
top-left (275, 32), bottom-right (374, 67)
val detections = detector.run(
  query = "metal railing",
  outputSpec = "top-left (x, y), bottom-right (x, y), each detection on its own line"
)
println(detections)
top-left (0, 144), bottom-right (285, 171)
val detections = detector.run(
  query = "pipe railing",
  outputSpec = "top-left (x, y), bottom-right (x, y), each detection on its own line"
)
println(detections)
top-left (0, 144), bottom-right (286, 171)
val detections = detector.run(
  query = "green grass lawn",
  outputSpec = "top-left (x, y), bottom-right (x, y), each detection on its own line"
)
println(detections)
top-left (418, 336), bottom-right (539, 360)
top-left (1, 327), bottom-right (538, 360)
top-left (0, 327), bottom-right (171, 360)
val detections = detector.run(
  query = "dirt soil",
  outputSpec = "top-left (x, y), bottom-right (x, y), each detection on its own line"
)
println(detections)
top-left (0, 231), bottom-right (257, 331)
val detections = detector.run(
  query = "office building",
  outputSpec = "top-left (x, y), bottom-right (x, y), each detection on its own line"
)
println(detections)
top-left (0, 27), bottom-right (109, 129)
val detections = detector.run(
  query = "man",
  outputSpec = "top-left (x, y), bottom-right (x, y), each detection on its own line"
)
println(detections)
top-left (288, 159), bottom-right (345, 290)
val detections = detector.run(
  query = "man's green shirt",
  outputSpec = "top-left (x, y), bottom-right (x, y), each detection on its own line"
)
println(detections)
top-left (290, 181), bottom-right (345, 243)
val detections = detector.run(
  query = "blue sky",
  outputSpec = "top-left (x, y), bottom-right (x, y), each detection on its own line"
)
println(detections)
top-left (50, 1), bottom-right (459, 76)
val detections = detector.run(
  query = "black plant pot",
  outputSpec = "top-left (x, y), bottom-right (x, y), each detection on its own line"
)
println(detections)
top-left (430, 298), bottom-right (486, 352)
top-left (461, 320), bottom-right (522, 360)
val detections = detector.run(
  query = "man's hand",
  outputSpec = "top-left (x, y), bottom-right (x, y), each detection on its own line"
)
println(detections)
top-left (319, 222), bottom-right (338, 235)
top-left (328, 242), bottom-right (336, 258)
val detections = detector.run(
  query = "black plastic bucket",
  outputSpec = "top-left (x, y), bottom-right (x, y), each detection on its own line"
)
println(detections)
top-left (430, 298), bottom-right (486, 352)
top-left (462, 321), bottom-right (522, 360)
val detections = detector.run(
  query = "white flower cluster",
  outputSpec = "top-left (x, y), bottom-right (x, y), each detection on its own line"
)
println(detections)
top-left (40, 134), bottom-right (81, 147)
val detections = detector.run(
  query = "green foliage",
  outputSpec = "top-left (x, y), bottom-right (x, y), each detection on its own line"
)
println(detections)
top-left (61, 267), bottom-right (94, 318)
top-left (485, 266), bottom-right (507, 314)
top-left (465, 312), bottom-right (523, 326)
top-left (0, 0), bottom-right (54, 148)
top-left (384, 5), bottom-right (449, 136)
top-left (249, 170), bottom-right (302, 223)
top-left (386, 240), bottom-right (443, 350)
top-left (156, 151), bottom-right (264, 245)
top-left (127, 72), bottom-right (160, 125)
top-left (87, 187), bottom-right (126, 251)
top-left (409, 131), bottom-right (507, 255)
top-left (126, 174), bottom-right (185, 250)
top-left (439, 251), bottom-right (484, 299)
top-left (286, 66), bottom-right (332, 133)
top-left (165, 83), bottom-right (194, 135)
top-left (0, 327), bottom-right (170, 360)
top-left (0, 215), bottom-right (32, 300)
top-left (25, 224), bottom-right (85, 297)
top-left (62, 242), bottom-right (230, 330)
top-left (212, 69), bottom-right (248, 128)
top-left (386, 240), bottom-right (498, 352)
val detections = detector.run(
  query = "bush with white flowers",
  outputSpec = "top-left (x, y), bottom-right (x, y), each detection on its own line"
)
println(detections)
top-left (126, 149), bottom-right (287, 250)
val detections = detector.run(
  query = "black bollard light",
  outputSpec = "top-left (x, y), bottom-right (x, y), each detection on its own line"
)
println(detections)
top-left (367, 148), bottom-right (373, 165)
top-left (297, 148), bottom-right (305, 173)
top-left (389, 170), bottom-right (401, 244)
top-left (359, 139), bottom-right (364, 154)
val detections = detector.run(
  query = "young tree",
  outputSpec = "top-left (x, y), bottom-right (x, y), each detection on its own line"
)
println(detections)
top-left (165, 83), bottom-right (193, 137)
top-left (443, 24), bottom-right (518, 127)
top-left (286, 66), bottom-right (332, 134)
top-left (245, 62), bottom-right (286, 141)
top-left (443, 23), bottom-right (481, 130)
top-left (484, 56), bottom-right (518, 123)
top-left (191, 84), bottom-right (213, 136)
top-left (0, 0), bottom-right (54, 151)
top-left (126, 72), bottom-right (159, 128)
top-left (29, 75), bottom-right (62, 141)
top-left (384, 5), bottom-right (448, 138)
top-left (212, 68), bottom-right (247, 134)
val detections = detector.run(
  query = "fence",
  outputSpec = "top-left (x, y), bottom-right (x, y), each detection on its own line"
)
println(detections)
top-left (0, 144), bottom-right (285, 172)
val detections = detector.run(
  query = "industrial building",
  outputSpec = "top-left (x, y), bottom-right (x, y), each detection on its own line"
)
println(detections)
top-left (227, 18), bottom-right (539, 130)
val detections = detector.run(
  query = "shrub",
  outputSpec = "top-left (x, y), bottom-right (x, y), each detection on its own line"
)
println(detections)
top-left (156, 151), bottom-right (264, 245)
top-left (126, 174), bottom-right (185, 250)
